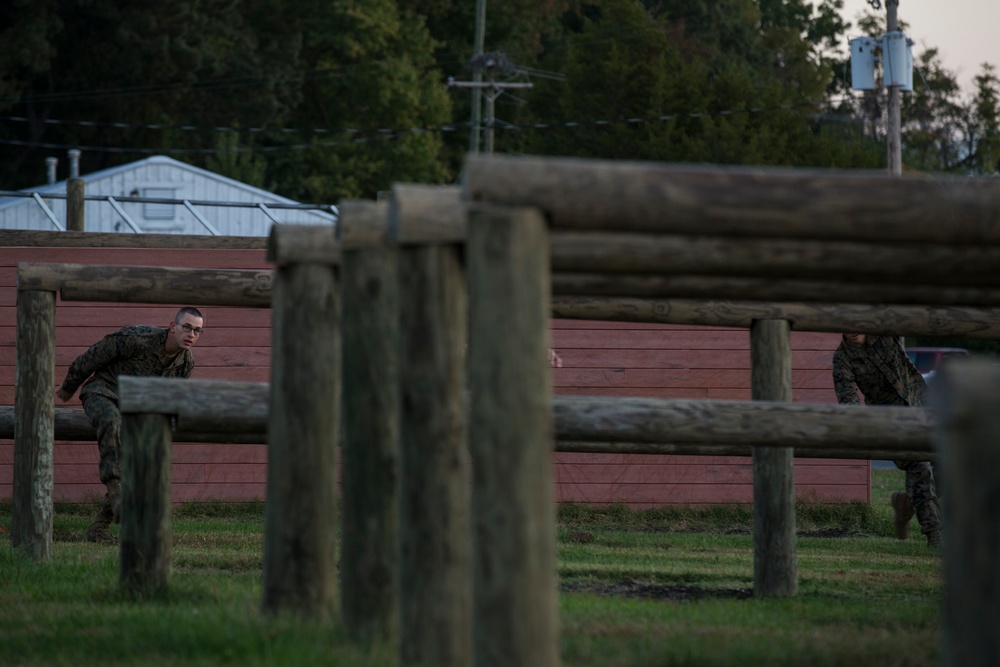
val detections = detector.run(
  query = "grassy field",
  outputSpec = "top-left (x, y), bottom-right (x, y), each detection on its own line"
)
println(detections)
top-left (0, 468), bottom-right (941, 666)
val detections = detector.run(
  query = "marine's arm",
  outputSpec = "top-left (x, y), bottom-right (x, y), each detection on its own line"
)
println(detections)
top-left (56, 328), bottom-right (129, 399)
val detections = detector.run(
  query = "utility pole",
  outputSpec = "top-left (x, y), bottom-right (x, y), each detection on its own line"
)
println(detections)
top-left (469, 0), bottom-right (487, 154)
top-left (449, 54), bottom-right (532, 155)
top-left (886, 0), bottom-right (902, 176)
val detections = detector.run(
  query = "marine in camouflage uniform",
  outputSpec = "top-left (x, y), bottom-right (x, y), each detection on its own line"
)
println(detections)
top-left (56, 309), bottom-right (202, 545)
top-left (832, 334), bottom-right (942, 546)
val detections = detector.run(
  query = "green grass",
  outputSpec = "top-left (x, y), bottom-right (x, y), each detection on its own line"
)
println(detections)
top-left (0, 469), bottom-right (941, 666)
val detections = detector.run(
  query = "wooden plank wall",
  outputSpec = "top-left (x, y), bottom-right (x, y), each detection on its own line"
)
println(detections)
top-left (551, 321), bottom-right (868, 507)
top-left (0, 243), bottom-right (272, 503)
top-left (0, 239), bottom-right (867, 506)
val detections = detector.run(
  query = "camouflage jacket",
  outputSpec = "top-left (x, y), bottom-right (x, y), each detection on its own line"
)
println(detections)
top-left (59, 325), bottom-right (195, 402)
top-left (832, 335), bottom-right (926, 407)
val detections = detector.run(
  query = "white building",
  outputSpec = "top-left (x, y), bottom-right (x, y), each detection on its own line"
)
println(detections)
top-left (0, 154), bottom-right (337, 236)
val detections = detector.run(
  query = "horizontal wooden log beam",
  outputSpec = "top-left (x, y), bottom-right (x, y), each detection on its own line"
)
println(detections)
top-left (551, 296), bottom-right (1000, 339)
top-left (556, 440), bottom-right (932, 461)
top-left (554, 396), bottom-right (932, 452)
top-left (118, 377), bottom-right (269, 434)
top-left (2, 398), bottom-right (932, 459)
top-left (551, 273), bottom-right (1000, 307)
top-left (549, 231), bottom-right (1000, 287)
top-left (0, 229), bottom-right (267, 249)
top-left (16, 263), bottom-right (272, 307)
top-left (463, 154), bottom-right (1000, 244)
top-left (0, 407), bottom-right (266, 443)
top-left (389, 184), bottom-right (465, 244)
top-left (267, 224), bottom-right (341, 265)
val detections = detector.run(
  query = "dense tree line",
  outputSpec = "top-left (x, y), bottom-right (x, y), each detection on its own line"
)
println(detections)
top-left (1, 0), bottom-right (996, 202)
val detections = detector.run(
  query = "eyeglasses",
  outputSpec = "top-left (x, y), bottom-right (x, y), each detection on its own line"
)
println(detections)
top-left (180, 323), bottom-right (204, 336)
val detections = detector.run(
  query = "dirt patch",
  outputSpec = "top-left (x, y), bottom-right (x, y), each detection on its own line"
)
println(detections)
top-left (561, 580), bottom-right (753, 602)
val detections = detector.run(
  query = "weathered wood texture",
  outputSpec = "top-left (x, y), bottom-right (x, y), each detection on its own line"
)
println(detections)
top-left (0, 229), bottom-right (267, 249)
top-left (750, 320), bottom-right (797, 599)
top-left (117, 377), bottom-right (268, 434)
top-left (934, 360), bottom-right (1000, 667)
top-left (548, 231), bottom-right (1000, 287)
top-left (263, 262), bottom-right (340, 618)
top-left (337, 200), bottom-right (390, 248)
top-left (398, 244), bottom-right (473, 667)
top-left (11, 289), bottom-right (55, 561)
top-left (553, 396), bottom-right (931, 451)
top-left (556, 440), bottom-right (929, 461)
top-left (551, 296), bottom-right (1000, 340)
top-left (467, 205), bottom-right (559, 667)
top-left (463, 154), bottom-right (1000, 244)
top-left (551, 273), bottom-right (1000, 307)
top-left (66, 179), bottom-right (85, 232)
top-left (0, 406), bottom-right (267, 443)
top-left (389, 184), bottom-right (465, 244)
top-left (340, 242), bottom-right (401, 643)
top-left (267, 223), bottom-right (340, 266)
top-left (17, 262), bottom-right (272, 307)
top-left (119, 412), bottom-right (172, 595)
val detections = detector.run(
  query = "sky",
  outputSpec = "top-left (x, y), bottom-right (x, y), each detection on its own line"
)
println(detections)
top-left (838, 0), bottom-right (999, 94)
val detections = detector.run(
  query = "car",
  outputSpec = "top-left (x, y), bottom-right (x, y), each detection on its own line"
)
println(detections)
top-left (904, 346), bottom-right (969, 378)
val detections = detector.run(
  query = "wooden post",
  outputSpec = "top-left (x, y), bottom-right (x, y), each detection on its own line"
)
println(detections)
top-left (11, 288), bottom-right (56, 561)
top-left (66, 178), bottom-right (84, 231)
top-left (340, 240), bottom-right (401, 643)
top-left (397, 243), bottom-right (473, 667)
top-left (467, 204), bottom-right (559, 667)
top-left (263, 261), bottom-right (340, 618)
top-left (750, 319), bottom-right (797, 598)
top-left (119, 412), bottom-right (172, 595)
top-left (934, 360), bottom-right (1000, 667)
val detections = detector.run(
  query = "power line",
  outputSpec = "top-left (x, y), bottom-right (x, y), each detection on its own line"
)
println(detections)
top-left (0, 99), bottom-right (849, 156)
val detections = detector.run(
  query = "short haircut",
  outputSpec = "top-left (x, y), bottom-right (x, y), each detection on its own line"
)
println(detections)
top-left (175, 307), bottom-right (204, 323)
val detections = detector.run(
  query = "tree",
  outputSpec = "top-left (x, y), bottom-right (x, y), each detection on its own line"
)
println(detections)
top-left (507, 0), bottom-right (875, 169)
top-left (964, 63), bottom-right (1000, 175)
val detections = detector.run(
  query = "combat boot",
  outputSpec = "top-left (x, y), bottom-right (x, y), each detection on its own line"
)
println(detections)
top-left (86, 505), bottom-right (117, 546)
top-left (926, 530), bottom-right (942, 549)
top-left (890, 491), bottom-right (914, 540)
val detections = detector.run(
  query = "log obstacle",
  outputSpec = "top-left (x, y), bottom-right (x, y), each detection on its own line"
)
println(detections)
top-left (934, 360), bottom-right (1000, 667)
top-left (463, 155), bottom-right (1000, 603)
top-left (0, 407), bottom-right (267, 443)
top-left (113, 377), bottom-right (268, 594)
top-left (17, 262), bottom-right (273, 307)
top-left (264, 230), bottom-right (341, 620)
top-left (462, 154), bottom-right (1000, 244)
top-left (12, 288), bottom-right (56, 562)
top-left (467, 204), bottom-right (559, 667)
top-left (339, 201), bottom-right (402, 643)
top-left (750, 320), bottom-right (796, 599)
top-left (10, 261), bottom-right (280, 560)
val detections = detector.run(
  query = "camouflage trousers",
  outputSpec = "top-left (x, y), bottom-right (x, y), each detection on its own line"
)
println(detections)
top-left (894, 459), bottom-right (941, 536)
top-left (81, 393), bottom-right (122, 524)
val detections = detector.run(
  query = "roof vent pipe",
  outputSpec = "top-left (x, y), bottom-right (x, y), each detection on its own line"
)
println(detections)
top-left (46, 158), bottom-right (59, 185)
top-left (68, 149), bottom-right (81, 179)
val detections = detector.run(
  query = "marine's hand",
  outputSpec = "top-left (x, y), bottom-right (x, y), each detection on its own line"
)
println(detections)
top-left (55, 387), bottom-right (73, 402)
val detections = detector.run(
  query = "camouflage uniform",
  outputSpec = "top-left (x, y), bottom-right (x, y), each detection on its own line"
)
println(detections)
top-left (59, 325), bottom-right (195, 530)
top-left (832, 335), bottom-right (941, 539)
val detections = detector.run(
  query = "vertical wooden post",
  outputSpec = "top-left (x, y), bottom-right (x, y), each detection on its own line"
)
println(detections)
top-left (263, 262), bottom-right (340, 618)
top-left (397, 243), bottom-right (473, 667)
top-left (935, 360), bottom-right (1000, 667)
top-left (467, 204), bottom-right (559, 667)
top-left (119, 412), bottom-right (172, 595)
top-left (66, 178), bottom-right (85, 231)
top-left (750, 318), bottom-right (797, 598)
top-left (12, 288), bottom-right (56, 561)
top-left (340, 241), bottom-right (401, 643)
